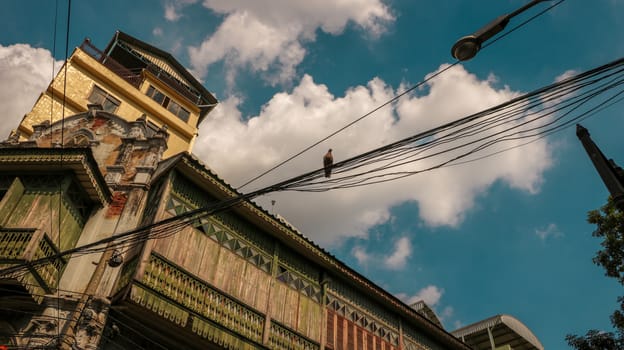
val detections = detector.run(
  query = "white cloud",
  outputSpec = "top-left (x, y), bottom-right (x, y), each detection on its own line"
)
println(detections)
top-left (193, 64), bottom-right (553, 245)
top-left (398, 285), bottom-right (444, 307)
top-left (555, 69), bottom-right (578, 82)
top-left (535, 223), bottom-right (563, 240)
top-left (165, 4), bottom-right (181, 21)
top-left (352, 246), bottom-right (371, 266)
top-left (187, 0), bottom-right (393, 85)
top-left (383, 237), bottom-right (411, 269)
top-left (189, 12), bottom-right (306, 86)
top-left (397, 285), bottom-right (461, 328)
top-left (0, 44), bottom-right (61, 139)
top-left (164, 0), bottom-right (198, 22)
top-left (440, 306), bottom-right (454, 320)
top-left (350, 236), bottom-right (411, 270)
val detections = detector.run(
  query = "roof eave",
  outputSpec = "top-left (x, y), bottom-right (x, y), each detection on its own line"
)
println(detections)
top-left (0, 147), bottom-right (111, 205)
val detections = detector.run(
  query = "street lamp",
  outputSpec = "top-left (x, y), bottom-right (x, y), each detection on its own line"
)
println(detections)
top-left (451, 0), bottom-right (551, 61)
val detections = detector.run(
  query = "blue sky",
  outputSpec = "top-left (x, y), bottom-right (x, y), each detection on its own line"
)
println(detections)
top-left (1, 1), bottom-right (624, 349)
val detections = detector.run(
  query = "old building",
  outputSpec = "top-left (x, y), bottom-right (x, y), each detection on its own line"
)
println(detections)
top-left (0, 31), bottom-right (537, 350)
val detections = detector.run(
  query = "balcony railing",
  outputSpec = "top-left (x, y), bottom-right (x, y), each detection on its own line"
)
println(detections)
top-left (0, 228), bottom-right (66, 304)
top-left (80, 39), bottom-right (143, 89)
top-left (124, 253), bottom-right (322, 349)
top-left (269, 321), bottom-right (320, 350)
top-left (136, 253), bottom-right (265, 343)
top-left (80, 38), bottom-right (203, 104)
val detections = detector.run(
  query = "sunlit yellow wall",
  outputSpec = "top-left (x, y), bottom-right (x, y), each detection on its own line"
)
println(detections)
top-left (18, 48), bottom-right (202, 158)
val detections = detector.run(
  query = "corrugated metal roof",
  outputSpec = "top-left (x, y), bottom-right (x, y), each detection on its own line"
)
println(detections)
top-left (452, 314), bottom-right (544, 350)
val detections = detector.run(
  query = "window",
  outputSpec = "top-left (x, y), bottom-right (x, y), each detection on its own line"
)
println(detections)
top-left (146, 85), bottom-right (166, 105)
top-left (88, 85), bottom-right (120, 113)
top-left (167, 100), bottom-right (190, 122)
top-left (146, 85), bottom-right (190, 122)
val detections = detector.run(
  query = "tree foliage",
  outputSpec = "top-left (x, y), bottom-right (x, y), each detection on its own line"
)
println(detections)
top-left (566, 198), bottom-right (624, 349)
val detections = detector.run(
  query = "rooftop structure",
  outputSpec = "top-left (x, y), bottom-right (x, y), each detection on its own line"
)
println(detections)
top-left (452, 314), bottom-right (544, 350)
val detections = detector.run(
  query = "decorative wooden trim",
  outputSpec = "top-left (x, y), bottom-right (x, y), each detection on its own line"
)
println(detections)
top-left (173, 154), bottom-right (471, 350)
top-left (0, 149), bottom-right (110, 205)
top-left (137, 253), bottom-right (266, 343)
top-left (269, 320), bottom-right (320, 350)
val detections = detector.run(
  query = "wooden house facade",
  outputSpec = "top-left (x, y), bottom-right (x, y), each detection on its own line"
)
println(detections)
top-left (0, 31), bottom-right (471, 350)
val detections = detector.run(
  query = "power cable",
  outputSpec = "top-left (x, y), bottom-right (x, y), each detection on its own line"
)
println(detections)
top-left (236, 0), bottom-right (566, 191)
top-left (3, 56), bottom-right (624, 273)
top-left (479, 0), bottom-right (565, 54)
top-left (0, 303), bottom-right (156, 350)
top-left (1, 55), bottom-right (622, 278)
top-left (236, 61), bottom-right (462, 191)
top-left (0, 2), bottom-right (574, 278)
top-left (0, 55), bottom-right (624, 347)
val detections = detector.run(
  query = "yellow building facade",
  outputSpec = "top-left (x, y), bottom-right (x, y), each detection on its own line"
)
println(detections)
top-left (19, 32), bottom-right (217, 158)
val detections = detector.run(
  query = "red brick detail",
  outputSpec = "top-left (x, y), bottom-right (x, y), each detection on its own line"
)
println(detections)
top-left (91, 116), bottom-right (108, 129)
top-left (106, 192), bottom-right (127, 217)
top-left (327, 309), bottom-right (335, 349)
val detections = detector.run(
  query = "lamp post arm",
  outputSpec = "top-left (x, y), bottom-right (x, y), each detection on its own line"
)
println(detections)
top-left (451, 0), bottom-right (554, 61)
top-left (508, 0), bottom-right (549, 19)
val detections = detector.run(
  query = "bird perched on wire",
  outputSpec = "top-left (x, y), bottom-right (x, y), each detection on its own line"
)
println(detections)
top-left (323, 149), bottom-right (333, 178)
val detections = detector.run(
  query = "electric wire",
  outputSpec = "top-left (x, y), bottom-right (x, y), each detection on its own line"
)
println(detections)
top-left (0, 304), bottom-right (156, 350)
top-left (0, 0), bottom-right (570, 285)
top-left (0, 56), bottom-right (622, 280)
top-left (57, 1), bottom-right (72, 344)
top-left (480, 0), bottom-right (565, 53)
top-left (0, 1), bottom-right (576, 276)
top-left (0, 285), bottom-right (167, 350)
top-left (448, 88), bottom-right (624, 169)
top-left (278, 59), bottom-right (624, 191)
top-left (236, 61), bottom-right (462, 191)
top-left (48, 1), bottom-right (61, 345)
top-left (236, 0), bottom-right (566, 192)
top-left (4, 58), bottom-right (624, 260)
top-left (0, 0), bottom-right (563, 346)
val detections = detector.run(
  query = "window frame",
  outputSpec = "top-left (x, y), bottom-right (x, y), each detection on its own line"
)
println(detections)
top-left (88, 85), bottom-right (121, 113)
top-left (146, 85), bottom-right (191, 123)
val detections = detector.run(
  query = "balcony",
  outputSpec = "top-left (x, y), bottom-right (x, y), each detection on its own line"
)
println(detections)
top-left (80, 38), bottom-right (204, 105)
top-left (113, 253), bottom-right (321, 350)
top-left (0, 228), bottom-right (66, 304)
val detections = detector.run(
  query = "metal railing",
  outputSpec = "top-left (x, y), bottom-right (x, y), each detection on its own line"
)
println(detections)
top-left (80, 38), bottom-right (203, 104)
top-left (80, 39), bottom-right (143, 88)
